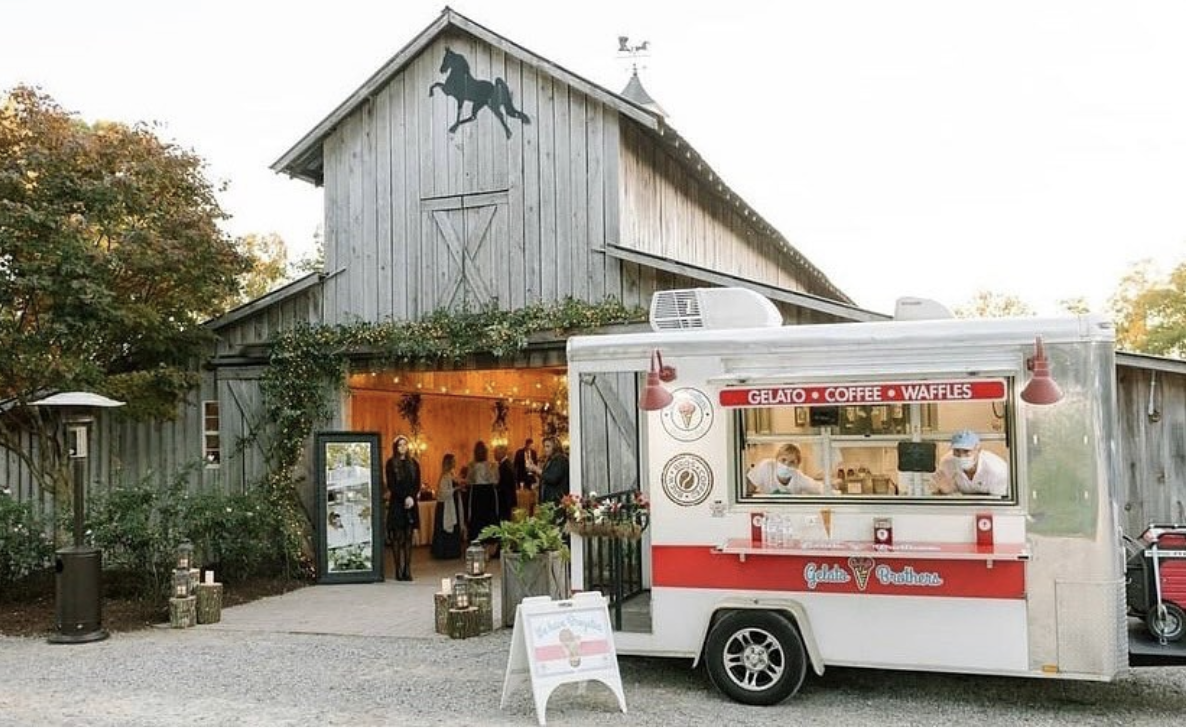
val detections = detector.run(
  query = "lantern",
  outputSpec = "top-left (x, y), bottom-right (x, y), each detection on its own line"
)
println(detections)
top-left (173, 569), bottom-right (190, 599)
top-left (465, 540), bottom-right (486, 576)
top-left (176, 541), bottom-right (194, 570)
top-left (452, 573), bottom-right (471, 609)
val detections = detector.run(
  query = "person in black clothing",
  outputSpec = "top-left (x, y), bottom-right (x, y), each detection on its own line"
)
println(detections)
top-left (527, 435), bottom-right (569, 509)
top-left (494, 444), bottom-right (516, 524)
top-left (466, 440), bottom-right (500, 556)
top-left (385, 435), bottom-right (420, 581)
top-left (513, 438), bottom-right (538, 490)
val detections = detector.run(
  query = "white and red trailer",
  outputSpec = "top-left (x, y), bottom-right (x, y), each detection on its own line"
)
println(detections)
top-left (566, 288), bottom-right (1134, 704)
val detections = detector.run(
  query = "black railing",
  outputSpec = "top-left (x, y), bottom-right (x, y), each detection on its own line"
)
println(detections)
top-left (579, 488), bottom-right (646, 630)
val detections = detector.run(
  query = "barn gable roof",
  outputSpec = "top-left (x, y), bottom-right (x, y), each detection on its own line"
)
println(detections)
top-left (272, 6), bottom-right (856, 308)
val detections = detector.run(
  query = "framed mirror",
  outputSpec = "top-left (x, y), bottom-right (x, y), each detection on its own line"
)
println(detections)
top-left (315, 432), bottom-right (384, 583)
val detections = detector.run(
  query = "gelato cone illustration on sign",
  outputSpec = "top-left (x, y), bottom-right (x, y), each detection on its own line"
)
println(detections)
top-left (848, 556), bottom-right (875, 591)
top-left (820, 508), bottom-right (833, 538)
top-left (659, 388), bottom-right (713, 442)
top-left (558, 627), bottom-right (582, 668)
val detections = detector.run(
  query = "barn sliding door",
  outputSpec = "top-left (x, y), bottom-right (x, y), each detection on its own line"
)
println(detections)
top-left (578, 371), bottom-right (640, 494)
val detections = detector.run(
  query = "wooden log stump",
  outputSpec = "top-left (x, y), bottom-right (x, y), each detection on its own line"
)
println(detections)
top-left (447, 607), bottom-right (479, 639)
top-left (195, 583), bottom-right (223, 624)
top-left (169, 596), bottom-right (197, 628)
top-left (434, 592), bottom-right (451, 635)
top-left (463, 574), bottom-right (493, 634)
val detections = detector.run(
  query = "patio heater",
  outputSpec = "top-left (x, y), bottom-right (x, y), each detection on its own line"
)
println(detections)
top-left (30, 391), bottom-right (125, 644)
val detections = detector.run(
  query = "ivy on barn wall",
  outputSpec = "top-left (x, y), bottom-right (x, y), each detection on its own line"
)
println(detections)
top-left (257, 297), bottom-right (645, 563)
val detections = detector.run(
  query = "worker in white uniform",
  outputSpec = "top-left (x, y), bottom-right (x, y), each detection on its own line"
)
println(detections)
top-left (931, 429), bottom-right (1009, 497)
top-left (746, 442), bottom-right (825, 495)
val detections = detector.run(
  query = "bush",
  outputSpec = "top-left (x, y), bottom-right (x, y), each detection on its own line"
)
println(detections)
top-left (86, 471), bottom-right (188, 597)
top-left (87, 467), bottom-right (302, 598)
top-left (0, 491), bottom-right (55, 588)
top-left (183, 489), bottom-right (293, 582)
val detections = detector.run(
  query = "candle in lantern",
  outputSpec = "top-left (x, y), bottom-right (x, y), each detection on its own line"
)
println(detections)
top-left (204, 570), bottom-right (214, 585)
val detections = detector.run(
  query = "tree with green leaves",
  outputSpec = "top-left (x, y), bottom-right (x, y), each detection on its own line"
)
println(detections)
top-left (0, 85), bottom-right (249, 519)
top-left (954, 290), bottom-right (1035, 319)
top-left (1111, 259), bottom-right (1186, 356)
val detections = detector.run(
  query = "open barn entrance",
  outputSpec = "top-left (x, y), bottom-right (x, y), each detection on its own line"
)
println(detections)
top-left (345, 367), bottom-right (568, 504)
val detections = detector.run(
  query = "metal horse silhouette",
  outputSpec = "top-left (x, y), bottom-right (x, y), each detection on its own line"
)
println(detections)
top-left (429, 48), bottom-right (531, 139)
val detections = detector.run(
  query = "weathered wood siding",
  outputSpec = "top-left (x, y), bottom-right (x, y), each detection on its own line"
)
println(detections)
top-left (1116, 364), bottom-right (1186, 532)
top-left (2, 370), bottom-right (221, 524)
top-left (321, 33), bottom-right (633, 325)
top-left (617, 123), bottom-right (830, 301)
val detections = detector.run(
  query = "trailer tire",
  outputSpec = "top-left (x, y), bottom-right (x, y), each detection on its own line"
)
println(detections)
top-left (704, 610), bottom-right (807, 705)
top-left (1146, 602), bottom-right (1186, 642)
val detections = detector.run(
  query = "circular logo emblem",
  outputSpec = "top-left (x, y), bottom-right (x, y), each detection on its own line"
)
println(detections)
top-left (659, 388), bottom-right (714, 442)
top-left (661, 453), bottom-right (713, 507)
top-left (977, 517), bottom-right (992, 532)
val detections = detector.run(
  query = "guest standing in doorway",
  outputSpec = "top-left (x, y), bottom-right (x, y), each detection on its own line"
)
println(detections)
top-left (466, 441), bottom-right (500, 557)
top-left (431, 453), bottom-right (463, 560)
top-left (385, 435), bottom-right (420, 581)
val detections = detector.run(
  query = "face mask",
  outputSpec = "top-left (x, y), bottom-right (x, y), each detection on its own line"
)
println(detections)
top-left (776, 464), bottom-right (796, 481)
top-left (956, 455), bottom-right (976, 471)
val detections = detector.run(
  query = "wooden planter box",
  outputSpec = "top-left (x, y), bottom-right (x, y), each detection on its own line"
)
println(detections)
top-left (500, 550), bottom-right (569, 628)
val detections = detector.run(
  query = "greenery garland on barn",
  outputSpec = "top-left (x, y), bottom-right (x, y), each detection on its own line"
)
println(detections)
top-left (258, 297), bottom-right (645, 570)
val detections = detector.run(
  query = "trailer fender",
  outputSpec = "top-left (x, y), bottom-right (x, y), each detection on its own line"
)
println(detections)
top-left (692, 598), bottom-right (824, 676)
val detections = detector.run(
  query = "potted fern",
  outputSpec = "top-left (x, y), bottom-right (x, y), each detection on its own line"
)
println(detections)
top-left (478, 502), bottom-right (570, 627)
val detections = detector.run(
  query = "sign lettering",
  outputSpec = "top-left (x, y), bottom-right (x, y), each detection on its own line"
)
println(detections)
top-left (719, 379), bottom-right (1006, 408)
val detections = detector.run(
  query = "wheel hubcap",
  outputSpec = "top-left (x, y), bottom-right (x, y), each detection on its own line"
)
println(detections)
top-left (723, 627), bottom-right (784, 691)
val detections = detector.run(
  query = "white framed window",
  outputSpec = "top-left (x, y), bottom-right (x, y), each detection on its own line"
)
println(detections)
top-left (203, 400), bottom-right (221, 467)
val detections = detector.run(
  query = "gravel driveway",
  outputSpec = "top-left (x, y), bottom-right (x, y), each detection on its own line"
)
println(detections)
top-left (2, 626), bottom-right (1184, 726)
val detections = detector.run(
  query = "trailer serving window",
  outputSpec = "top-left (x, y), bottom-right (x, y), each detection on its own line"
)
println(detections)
top-left (724, 377), bottom-right (1014, 502)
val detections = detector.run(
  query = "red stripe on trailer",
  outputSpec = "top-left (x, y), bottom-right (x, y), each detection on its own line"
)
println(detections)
top-left (652, 545), bottom-right (1025, 599)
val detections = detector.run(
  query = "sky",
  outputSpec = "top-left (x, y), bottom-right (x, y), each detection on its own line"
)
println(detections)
top-left (4, 0), bottom-right (1186, 317)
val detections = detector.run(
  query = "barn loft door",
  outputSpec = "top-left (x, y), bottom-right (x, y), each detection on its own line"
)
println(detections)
top-left (422, 191), bottom-right (508, 311)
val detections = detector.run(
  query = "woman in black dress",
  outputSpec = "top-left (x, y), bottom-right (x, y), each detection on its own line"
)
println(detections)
top-left (385, 435), bottom-right (420, 581)
top-left (466, 440), bottom-right (500, 555)
top-left (431, 452), bottom-right (463, 559)
top-left (528, 435), bottom-right (569, 510)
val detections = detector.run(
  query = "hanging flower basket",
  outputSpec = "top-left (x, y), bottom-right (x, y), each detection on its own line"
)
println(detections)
top-left (561, 491), bottom-right (650, 540)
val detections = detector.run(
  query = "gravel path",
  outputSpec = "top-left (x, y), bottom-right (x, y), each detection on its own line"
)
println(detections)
top-left (2, 627), bottom-right (1185, 726)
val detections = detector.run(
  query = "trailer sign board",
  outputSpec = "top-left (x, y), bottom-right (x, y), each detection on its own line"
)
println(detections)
top-left (719, 379), bottom-right (1007, 407)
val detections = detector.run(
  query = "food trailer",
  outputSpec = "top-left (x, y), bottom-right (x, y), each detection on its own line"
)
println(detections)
top-left (566, 288), bottom-right (1132, 705)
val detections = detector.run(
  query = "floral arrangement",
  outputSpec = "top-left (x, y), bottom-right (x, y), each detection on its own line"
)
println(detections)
top-left (560, 490), bottom-right (650, 540)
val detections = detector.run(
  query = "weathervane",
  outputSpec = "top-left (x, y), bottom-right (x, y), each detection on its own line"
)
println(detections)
top-left (617, 35), bottom-right (651, 75)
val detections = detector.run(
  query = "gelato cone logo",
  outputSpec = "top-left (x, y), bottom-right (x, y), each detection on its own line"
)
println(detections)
top-left (660, 388), bottom-right (713, 442)
top-left (558, 628), bottom-right (582, 668)
top-left (848, 556), bottom-right (875, 591)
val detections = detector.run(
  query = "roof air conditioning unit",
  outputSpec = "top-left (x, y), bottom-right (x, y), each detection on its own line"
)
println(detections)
top-left (650, 288), bottom-right (782, 332)
top-left (894, 297), bottom-right (954, 321)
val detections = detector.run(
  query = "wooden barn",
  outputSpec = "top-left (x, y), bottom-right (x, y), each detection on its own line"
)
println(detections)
top-left (1, 8), bottom-right (876, 531)
top-left (4, 7), bottom-right (1181, 565)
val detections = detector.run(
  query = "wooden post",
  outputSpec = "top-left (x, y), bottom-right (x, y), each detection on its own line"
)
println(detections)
top-left (169, 596), bottom-right (197, 628)
top-left (447, 607), bottom-right (479, 639)
top-left (195, 583), bottom-right (223, 624)
top-left (434, 592), bottom-right (451, 635)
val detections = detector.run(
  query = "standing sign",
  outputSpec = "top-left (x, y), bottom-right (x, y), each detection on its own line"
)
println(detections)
top-left (500, 593), bottom-right (627, 725)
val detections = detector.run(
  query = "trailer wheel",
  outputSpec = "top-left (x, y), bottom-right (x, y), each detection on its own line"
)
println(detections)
top-left (704, 610), bottom-right (807, 705)
top-left (1146, 602), bottom-right (1186, 642)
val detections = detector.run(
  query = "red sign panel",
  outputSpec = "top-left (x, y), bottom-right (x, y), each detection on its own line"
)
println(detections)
top-left (718, 379), bottom-right (1007, 408)
top-left (652, 545), bottom-right (1025, 599)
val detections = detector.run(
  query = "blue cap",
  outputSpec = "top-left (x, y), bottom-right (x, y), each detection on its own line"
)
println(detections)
top-left (951, 429), bottom-right (980, 449)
